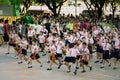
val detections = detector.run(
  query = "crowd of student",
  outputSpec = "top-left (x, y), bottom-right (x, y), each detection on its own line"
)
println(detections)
top-left (0, 14), bottom-right (120, 75)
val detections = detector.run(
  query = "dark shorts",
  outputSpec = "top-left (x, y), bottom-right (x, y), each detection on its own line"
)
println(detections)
top-left (64, 57), bottom-right (71, 62)
top-left (9, 42), bottom-right (16, 47)
top-left (28, 37), bottom-right (32, 45)
top-left (30, 54), bottom-right (40, 59)
top-left (56, 53), bottom-right (62, 58)
top-left (103, 50), bottom-right (110, 59)
top-left (70, 57), bottom-right (76, 63)
top-left (112, 49), bottom-right (120, 59)
top-left (3, 33), bottom-right (9, 42)
top-left (22, 49), bottom-right (27, 55)
top-left (96, 44), bottom-right (103, 53)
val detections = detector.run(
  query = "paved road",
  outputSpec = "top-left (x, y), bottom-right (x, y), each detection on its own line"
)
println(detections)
top-left (0, 46), bottom-right (120, 80)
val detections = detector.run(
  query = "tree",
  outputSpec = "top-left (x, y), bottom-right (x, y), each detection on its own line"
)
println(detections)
top-left (106, 0), bottom-right (120, 17)
top-left (35, 0), bottom-right (67, 17)
top-left (90, 0), bottom-right (107, 19)
top-left (22, 0), bottom-right (33, 12)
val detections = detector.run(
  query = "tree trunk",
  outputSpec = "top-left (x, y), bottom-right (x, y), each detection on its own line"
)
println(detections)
top-left (98, 7), bottom-right (102, 19)
top-left (52, 8), bottom-right (58, 17)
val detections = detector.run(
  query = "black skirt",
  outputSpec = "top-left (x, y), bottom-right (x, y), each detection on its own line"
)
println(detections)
top-left (103, 50), bottom-right (110, 59)
top-left (22, 49), bottom-right (27, 55)
top-left (112, 49), bottom-right (120, 59)
top-left (64, 57), bottom-right (71, 62)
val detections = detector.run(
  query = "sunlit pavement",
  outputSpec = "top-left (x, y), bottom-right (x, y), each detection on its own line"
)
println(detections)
top-left (0, 46), bottom-right (120, 80)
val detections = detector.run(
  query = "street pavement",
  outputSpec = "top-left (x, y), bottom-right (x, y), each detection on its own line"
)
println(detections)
top-left (0, 45), bottom-right (120, 80)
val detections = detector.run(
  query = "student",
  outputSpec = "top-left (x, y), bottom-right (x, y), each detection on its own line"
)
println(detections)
top-left (69, 43), bottom-right (79, 75)
top-left (18, 36), bottom-right (29, 64)
top-left (47, 41), bottom-right (58, 70)
top-left (100, 38), bottom-right (111, 68)
top-left (38, 31), bottom-right (45, 53)
top-left (28, 41), bottom-right (42, 68)
top-left (56, 37), bottom-right (64, 69)
top-left (76, 39), bottom-right (82, 69)
top-left (3, 20), bottom-right (11, 55)
top-left (80, 42), bottom-right (92, 73)
top-left (112, 36), bottom-right (120, 70)
top-left (69, 33), bottom-right (77, 48)
top-left (63, 44), bottom-right (71, 73)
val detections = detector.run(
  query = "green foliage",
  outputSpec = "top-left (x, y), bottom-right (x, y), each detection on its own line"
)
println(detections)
top-left (0, 0), bottom-right (11, 4)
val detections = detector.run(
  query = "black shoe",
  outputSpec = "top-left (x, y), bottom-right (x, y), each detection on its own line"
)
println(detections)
top-left (18, 61), bottom-right (23, 64)
top-left (47, 68), bottom-right (52, 70)
top-left (66, 71), bottom-right (71, 73)
top-left (47, 61), bottom-right (50, 63)
top-left (100, 66), bottom-right (104, 69)
top-left (94, 60), bottom-right (99, 63)
top-left (40, 64), bottom-right (43, 67)
top-left (58, 63), bottom-right (62, 69)
top-left (5, 52), bottom-right (9, 55)
top-left (108, 63), bottom-right (111, 67)
top-left (27, 61), bottom-right (30, 65)
top-left (76, 67), bottom-right (79, 69)
top-left (89, 66), bottom-right (92, 71)
top-left (28, 66), bottom-right (32, 68)
top-left (74, 69), bottom-right (77, 75)
top-left (42, 54), bottom-right (46, 56)
top-left (81, 70), bottom-right (86, 73)
top-left (113, 67), bottom-right (117, 70)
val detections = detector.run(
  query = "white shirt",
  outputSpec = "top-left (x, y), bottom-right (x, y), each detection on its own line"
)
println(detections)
top-left (81, 48), bottom-right (89, 60)
top-left (31, 45), bottom-right (39, 54)
top-left (69, 35), bottom-right (77, 43)
top-left (38, 35), bottom-right (45, 43)
top-left (56, 41), bottom-right (64, 53)
top-left (21, 40), bottom-right (28, 49)
top-left (36, 25), bottom-right (42, 34)
top-left (65, 48), bottom-right (71, 57)
top-left (104, 26), bottom-right (110, 33)
top-left (114, 38), bottom-right (120, 49)
top-left (28, 30), bottom-right (35, 37)
top-left (86, 37), bottom-right (94, 44)
top-left (102, 43), bottom-right (111, 50)
top-left (49, 45), bottom-right (57, 54)
top-left (70, 48), bottom-right (79, 57)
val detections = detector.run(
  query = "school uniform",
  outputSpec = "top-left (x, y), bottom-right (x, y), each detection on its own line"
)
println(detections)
top-left (76, 45), bottom-right (82, 60)
top-left (81, 48), bottom-right (90, 65)
top-left (64, 48), bottom-right (71, 62)
top-left (38, 35), bottom-right (45, 48)
top-left (49, 44), bottom-right (57, 60)
top-left (30, 45), bottom-right (40, 59)
top-left (69, 35), bottom-right (76, 48)
top-left (28, 30), bottom-right (34, 44)
top-left (21, 40), bottom-right (28, 55)
top-left (96, 37), bottom-right (104, 53)
top-left (102, 43), bottom-right (111, 59)
top-left (8, 33), bottom-right (16, 47)
top-left (113, 38), bottom-right (120, 59)
top-left (104, 26), bottom-right (110, 34)
top-left (70, 48), bottom-right (79, 63)
top-left (56, 40), bottom-right (64, 58)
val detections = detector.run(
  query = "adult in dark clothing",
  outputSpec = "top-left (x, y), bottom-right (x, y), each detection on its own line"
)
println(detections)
top-left (45, 20), bottom-right (51, 33)
top-left (3, 20), bottom-right (11, 42)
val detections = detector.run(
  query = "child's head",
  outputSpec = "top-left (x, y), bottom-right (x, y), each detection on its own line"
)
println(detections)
top-left (82, 42), bottom-right (87, 48)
